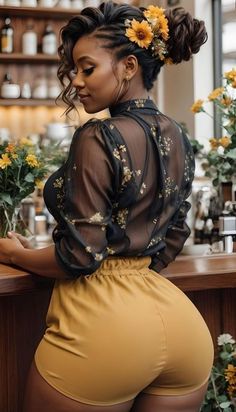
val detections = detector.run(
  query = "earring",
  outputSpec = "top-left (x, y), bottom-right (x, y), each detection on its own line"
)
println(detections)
top-left (125, 75), bottom-right (130, 81)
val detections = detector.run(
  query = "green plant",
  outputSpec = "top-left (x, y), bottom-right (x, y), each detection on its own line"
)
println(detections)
top-left (0, 138), bottom-right (48, 237)
top-left (201, 334), bottom-right (236, 412)
top-left (191, 69), bottom-right (236, 186)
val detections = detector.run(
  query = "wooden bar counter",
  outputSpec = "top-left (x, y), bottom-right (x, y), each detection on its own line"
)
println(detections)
top-left (0, 254), bottom-right (236, 412)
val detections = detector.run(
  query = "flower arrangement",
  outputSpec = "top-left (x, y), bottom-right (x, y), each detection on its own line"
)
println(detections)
top-left (201, 334), bottom-right (236, 412)
top-left (0, 138), bottom-right (48, 237)
top-left (125, 5), bottom-right (170, 62)
top-left (191, 69), bottom-right (236, 186)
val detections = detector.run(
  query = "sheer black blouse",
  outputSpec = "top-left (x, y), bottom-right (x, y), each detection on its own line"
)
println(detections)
top-left (43, 98), bottom-right (195, 278)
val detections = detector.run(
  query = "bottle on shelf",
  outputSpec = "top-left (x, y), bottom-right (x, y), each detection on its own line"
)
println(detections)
top-left (22, 23), bottom-right (38, 56)
top-left (21, 82), bottom-right (32, 99)
top-left (21, 0), bottom-right (37, 6)
top-left (1, 72), bottom-right (20, 98)
top-left (0, 17), bottom-right (14, 54)
top-left (42, 24), bottom-right (57, 55)
top-left (70, 0), bottom-right (84, 9)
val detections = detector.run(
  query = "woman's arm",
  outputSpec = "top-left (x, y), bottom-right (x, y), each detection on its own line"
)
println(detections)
top-left (12, 243), bottom-right (67, 278)
top-left (0, 235), bottom-right (67, 279)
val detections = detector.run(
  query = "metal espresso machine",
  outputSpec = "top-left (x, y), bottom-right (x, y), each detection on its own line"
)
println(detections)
top-left (219, 202), bottom-right (236, 253)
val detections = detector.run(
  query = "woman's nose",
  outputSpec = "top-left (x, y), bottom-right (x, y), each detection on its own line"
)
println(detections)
top-left (72, 72), bottom-right (85, 88)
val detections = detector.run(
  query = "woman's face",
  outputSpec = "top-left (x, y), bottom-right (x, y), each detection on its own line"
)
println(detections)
top-left (71, 35), bottom-right (125, 113)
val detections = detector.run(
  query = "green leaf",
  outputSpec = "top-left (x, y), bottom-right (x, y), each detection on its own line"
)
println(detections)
top-left (226, 148), bottom-right (236, 159)
top-left (0, 194), bottom-right (13, 205)
top-left (24, 173), bottom-right (35, 182)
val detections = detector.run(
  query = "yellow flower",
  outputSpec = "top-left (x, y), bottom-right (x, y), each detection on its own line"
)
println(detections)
top-left (144, 5), bottom-right (165, 21)
top-left (20, 137), bottom-right (34, 146)
top-left (35, 179), bottom-right (44, 189)
top-left (190, 99), bottom-right (204, 113)
top-left (219, 136), bottom-right (231, 148)
top-left (144, 6), bottom-right (169, 40)
top-left (225, 364), bottom-right (236, 385)
top-left (221, 96), bottom-right (232, 107)
top-left (0, 153), bottom-right (12, 169)
top-left (25, 154), bottom-right (39, 167)
top-left (208, 87), bottom-right (224, 101)
top-left (225, 68), bottom-right (236, 85)
top-left (125, 19), bottom-right (153, 49)
top-left (164, 57), bottom-right (173, 65)
top-left (11, 153), bottom-right (18, 159)
top-left (209, 138), bottom-right (219, 149)
top-left (5, 143), bottom-right (15, 153)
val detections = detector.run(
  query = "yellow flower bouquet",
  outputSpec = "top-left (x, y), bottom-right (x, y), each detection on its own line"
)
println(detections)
top-left (0, 138), bottom-right (48, 237)
top-left (201, 334), bottom-right (236, 412)
top-left (191, 69), bottom-right (236, 186)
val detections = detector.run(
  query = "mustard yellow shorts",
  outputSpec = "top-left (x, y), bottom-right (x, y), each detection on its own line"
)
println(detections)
top-left (35, 257), bottom-right (214, 406)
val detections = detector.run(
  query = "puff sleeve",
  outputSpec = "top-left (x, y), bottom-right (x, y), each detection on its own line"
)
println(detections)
top-left (53, 121), bottom-right (114, 278)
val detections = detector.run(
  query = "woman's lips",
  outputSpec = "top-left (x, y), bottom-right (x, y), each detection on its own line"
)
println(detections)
top-left (78, 94), bottom-right (90, 102)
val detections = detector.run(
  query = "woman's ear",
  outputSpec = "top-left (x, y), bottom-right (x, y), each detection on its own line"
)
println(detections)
top-left (123, 55), bottom-right (138, 80)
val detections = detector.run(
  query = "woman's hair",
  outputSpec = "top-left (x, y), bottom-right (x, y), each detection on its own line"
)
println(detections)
top-left (57, 1), bottom-right (207, 112)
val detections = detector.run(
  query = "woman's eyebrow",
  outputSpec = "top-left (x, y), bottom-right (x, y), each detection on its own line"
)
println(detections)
top-left (75, 55), bottom-right (95, 64)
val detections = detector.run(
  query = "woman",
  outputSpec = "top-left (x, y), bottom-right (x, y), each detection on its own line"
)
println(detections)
top-left (0, 2), bottom-right (213, 411)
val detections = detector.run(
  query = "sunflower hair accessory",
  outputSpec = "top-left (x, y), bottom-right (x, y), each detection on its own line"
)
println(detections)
top-left (125, 5), bottom-right (171, 63)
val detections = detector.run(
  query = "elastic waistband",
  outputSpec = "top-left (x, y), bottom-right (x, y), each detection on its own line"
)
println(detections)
top-left (95, 256), bottom-right (152, 273)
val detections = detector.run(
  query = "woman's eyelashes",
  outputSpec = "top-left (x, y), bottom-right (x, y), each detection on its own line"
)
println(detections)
top-left (83, 67), bottom-right (95, 76)
top-left (71, 67), bottom-right (95, 78)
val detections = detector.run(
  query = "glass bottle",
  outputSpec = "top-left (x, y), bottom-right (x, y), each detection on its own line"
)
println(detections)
top-left (42, 24), bottom-right (57, 55)
top-left (22, 23), bottom-right (37, 55)
top-left (0, 17), bottom-right (14, 53)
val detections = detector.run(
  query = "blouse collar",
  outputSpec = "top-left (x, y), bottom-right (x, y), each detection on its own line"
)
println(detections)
top-left (109, 98), bottom-right (158, 117)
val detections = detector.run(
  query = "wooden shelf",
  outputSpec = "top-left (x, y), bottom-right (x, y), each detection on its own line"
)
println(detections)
top-left (0, 98), bottom-right (60, 107)
top-left (0, 53), bottom-right (59, 63)
top-left (0, 5), bottom-right (80, 19)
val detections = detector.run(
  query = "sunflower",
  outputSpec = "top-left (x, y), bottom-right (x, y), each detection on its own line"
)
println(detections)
top-left (144, 5), bottom-right (169, 40)
top-left (219, 136), bottom-right (231, 148)
top-left (5, 143), bottom-right (16, 153)
top-left (221, 96), bottom-right (232, 107)
top-left (25, 154), bottom-right (39, 168)
top-left (143, 5), bottom-right (165, 22)
top-left (0, 153), bottom-right (12, 169)
top-left (209, 138), bottom-right (219, 149)
top-left (190, 99), bottom-right (204, 113)
top-left (208, 87), bottom-right (224, 101)
top-left (125, 19), bottom-right (153, 49)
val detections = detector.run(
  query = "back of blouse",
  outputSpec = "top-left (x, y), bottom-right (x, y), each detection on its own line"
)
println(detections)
top-left (44, 98), bottom-right (195, 278)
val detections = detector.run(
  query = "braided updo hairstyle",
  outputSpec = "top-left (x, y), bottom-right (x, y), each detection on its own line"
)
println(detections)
top-left (58, 1), bottom-right (207, 112)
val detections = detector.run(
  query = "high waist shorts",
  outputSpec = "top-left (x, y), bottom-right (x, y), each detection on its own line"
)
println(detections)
top-left (35, 257), bottom-right (214, 406)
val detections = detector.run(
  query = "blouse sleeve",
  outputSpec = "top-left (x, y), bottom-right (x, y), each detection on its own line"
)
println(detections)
top-left (53, 120), bottom-right (114, 278)
top-left (150, 200), bottom-right (191, 272)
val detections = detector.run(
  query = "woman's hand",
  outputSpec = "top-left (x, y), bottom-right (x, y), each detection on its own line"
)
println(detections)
top-left (7, 232), bottom-right (34, 249)
top-left (0, 234), bottom-right (24, 265)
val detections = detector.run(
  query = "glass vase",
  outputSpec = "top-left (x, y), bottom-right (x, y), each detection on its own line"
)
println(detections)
top-left (0, 205), bottom-right (25, 238)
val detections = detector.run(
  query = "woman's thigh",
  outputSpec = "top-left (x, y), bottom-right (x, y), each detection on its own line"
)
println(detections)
top-left (23, 361), bottom-right (134, 412)
top-left (131, 382), bottom-right (208, 412)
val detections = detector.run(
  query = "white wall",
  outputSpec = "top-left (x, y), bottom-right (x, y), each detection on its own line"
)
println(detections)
top-left (156, 0), bottom-right (214, 144)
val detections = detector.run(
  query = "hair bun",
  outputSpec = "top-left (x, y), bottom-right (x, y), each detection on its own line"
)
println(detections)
top-left (165, 7), bottom-right (208, 64)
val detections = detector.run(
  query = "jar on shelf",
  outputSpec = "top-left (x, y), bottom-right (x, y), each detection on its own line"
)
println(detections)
top-left (57, 0), bottom-right (71, 7)
top-left (71, 0), bottom-right (83, 8)
top-left (1, 73), bottom-right (20, 98)
top-left (21, 0), bottom-right (37, 6)
top-left (32, 76), bottom-right (48, 99)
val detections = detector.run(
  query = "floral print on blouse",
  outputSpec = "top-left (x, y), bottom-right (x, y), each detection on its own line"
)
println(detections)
top-left (43, 98), bottom-right (195, 277)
